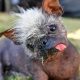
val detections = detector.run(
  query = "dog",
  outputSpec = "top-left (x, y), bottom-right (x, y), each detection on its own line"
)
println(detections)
top-left (0, 0), bottom-right (80, 80)
top-left (2, 5), bottom-right (80, 80)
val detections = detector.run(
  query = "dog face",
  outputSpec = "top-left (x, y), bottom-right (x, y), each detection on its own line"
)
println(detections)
top-left (11, 8), bottom-right (68, 60)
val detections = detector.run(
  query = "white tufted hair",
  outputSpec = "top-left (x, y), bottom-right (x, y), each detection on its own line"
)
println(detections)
top-left (13, 8), bottom-right (46, 43)
top-left (12, 8), bottom-right (64, 57)
top-left (13, 8), bottom-right (63, 43)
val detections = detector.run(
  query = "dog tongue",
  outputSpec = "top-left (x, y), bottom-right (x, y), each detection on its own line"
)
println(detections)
top-left (55, 44), bottom-right (67, 52)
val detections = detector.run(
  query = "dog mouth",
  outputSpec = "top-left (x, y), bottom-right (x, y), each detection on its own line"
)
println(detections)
top-left (55, 43), bottom-right (67, 52)
top-left (37, 43), bottom-right (67, 60)
top-left (38, 43), bottom-right (67, 63)
top-left (37, 42), bottom-right (67, 57)
top-left (45, 42), bottom-right (67, 53)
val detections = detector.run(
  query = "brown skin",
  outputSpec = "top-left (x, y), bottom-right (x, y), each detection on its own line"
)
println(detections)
top-left (43, 41), bottom-right (79, 80)
top-left (41, 1), bottom-right (80, 79)
top-left (27, 60), bottom-right (48, 80)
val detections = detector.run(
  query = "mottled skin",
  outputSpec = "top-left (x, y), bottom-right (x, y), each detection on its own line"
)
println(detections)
top-left (0, 37), bottom-right (48, 80)
top-left (43, 41), bottom-right (79, 80)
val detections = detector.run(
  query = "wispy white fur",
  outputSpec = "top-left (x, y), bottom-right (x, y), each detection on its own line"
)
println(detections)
top-left (12, 8), bottom-right (63, 57)
top-left (14, 8), bottom-right (46, 42)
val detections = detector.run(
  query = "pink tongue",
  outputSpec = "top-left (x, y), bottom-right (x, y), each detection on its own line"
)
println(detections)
top-left (55, 44), bottom-right (67, 52)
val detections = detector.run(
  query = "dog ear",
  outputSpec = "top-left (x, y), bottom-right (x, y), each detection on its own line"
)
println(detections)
top-left (0, 29), bottom-right (21, 45)
top-left (42, 0), bottom-right (63, 15)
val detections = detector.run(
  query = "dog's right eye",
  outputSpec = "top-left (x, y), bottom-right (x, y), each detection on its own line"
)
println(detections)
top-left (48, 24), bottom-right (57, 32)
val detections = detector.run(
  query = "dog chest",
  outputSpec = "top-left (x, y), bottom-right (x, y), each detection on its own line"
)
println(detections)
top-left (43, 52), bottom-right (79, 79)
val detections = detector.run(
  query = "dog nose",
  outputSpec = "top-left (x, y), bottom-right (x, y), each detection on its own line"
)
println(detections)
top-left (41, 37), bottom-right (55, 49)
top-left (42, 40), bottom-right (47, 45)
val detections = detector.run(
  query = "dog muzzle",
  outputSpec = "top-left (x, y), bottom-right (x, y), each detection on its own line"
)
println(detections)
top-left (39, 36), bottom-right (67, 52)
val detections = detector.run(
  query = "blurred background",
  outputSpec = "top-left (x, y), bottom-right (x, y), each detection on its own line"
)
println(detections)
top-left (0, 0), bottom-right (80, 79)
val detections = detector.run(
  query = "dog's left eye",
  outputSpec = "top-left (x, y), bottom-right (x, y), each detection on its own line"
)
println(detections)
top-left (48, 24), bottom-right (57, 32)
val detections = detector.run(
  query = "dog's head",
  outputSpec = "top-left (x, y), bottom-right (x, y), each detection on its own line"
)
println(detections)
top-left (0, 0), bottom-right (67, 60)
top-left (6, 8), bottom-right (67, 59)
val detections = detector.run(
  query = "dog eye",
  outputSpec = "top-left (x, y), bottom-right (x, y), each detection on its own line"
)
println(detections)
top-left (48, 24), bottom-right (57, 32)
